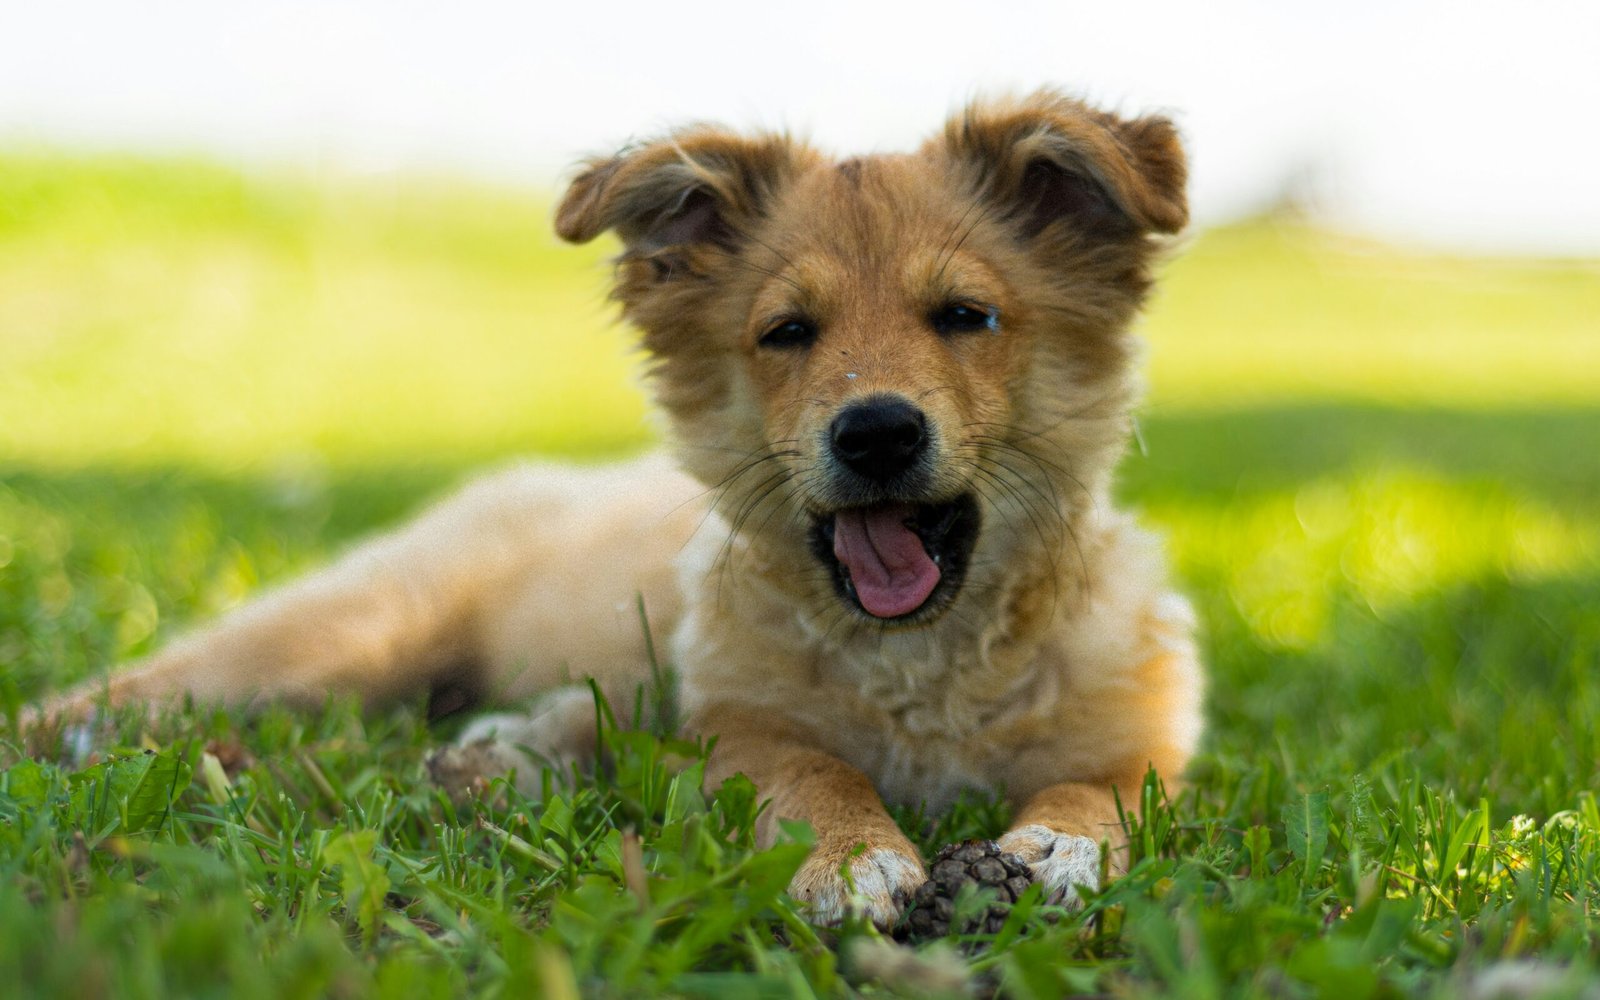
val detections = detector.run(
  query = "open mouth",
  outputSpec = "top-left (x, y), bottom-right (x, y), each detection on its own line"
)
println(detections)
top-left (809, 494), bottom-right (980, 621)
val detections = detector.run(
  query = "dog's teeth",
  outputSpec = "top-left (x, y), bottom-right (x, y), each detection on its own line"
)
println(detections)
top-left (932, 553), bottom-right (942, 565)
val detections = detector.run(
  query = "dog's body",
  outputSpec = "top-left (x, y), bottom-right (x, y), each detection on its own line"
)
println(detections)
top-left (36, 91), bottom-right (1205, 924)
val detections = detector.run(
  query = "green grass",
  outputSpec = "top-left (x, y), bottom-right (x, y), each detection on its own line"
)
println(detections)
top-left (2, 152), bottom-right (1599, 998)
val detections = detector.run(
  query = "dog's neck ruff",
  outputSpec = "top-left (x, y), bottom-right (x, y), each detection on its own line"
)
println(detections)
top-left (826, 544), bottom-right (1067, 723)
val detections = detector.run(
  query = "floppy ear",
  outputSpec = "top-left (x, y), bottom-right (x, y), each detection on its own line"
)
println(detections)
top-left (937, 90), bottom-right (1188, 239)
top-left (554, 126), bottom-right (805, 257)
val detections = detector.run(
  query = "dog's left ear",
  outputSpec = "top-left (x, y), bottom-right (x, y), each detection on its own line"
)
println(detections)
top-left (936, 90), bottom-right (1188, 239)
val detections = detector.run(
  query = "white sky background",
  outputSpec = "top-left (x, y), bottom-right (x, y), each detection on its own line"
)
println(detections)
top-left (2, 0), bottom-right (1598, 254)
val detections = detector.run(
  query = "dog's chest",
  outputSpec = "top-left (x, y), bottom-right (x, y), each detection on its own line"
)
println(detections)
top-left (863, 702), bottom-right (1056, 813)
top-left (822, 642), bottom-right (1062, 812)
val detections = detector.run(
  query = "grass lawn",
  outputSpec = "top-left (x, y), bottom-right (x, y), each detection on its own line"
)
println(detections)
top-left (2, 153), bottom-right (1598, 998)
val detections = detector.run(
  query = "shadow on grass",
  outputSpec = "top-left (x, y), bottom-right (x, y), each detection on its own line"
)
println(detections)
top-left (1122, 403), bottom-right (1600, 508)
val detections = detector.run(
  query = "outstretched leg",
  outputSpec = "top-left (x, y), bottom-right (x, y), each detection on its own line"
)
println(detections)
top-left (28, 457), bottom-right (700, 737)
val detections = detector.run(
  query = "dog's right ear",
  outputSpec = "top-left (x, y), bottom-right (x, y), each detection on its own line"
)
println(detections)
top-left (554, 126), bottom-right (805, 258)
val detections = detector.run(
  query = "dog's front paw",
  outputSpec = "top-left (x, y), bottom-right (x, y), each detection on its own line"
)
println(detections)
top-left (997, 824), bottom-right (1102, 907)
top-left (789, 843), bottom-right (926, 927)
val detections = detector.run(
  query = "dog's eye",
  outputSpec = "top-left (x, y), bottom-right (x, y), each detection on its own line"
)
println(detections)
top-left (931, 303), bottom-right (997, 336)
top-left (759, 318), bottom-right (818, 349)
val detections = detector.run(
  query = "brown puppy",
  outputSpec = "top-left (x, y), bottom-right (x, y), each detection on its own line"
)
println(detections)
top-left (33, 91), bottom-right (1204, 926)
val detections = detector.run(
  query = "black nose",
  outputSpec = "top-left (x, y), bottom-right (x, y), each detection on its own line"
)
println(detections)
top-left (829, 396), bottom-right (929, 482)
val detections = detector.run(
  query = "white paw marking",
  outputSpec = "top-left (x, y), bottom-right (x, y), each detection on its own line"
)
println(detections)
top-left (425, 739), bottom-right (554, 799)
top-left (64, 719), bottom-right (99, 767)
top-left (430, 703), bottom-right (595, 801)
top-left (456, 711), bottom-right (543, 747)
top-left (790, 847), bottom-right (926, 927)
top-left (998, 824), bottom-right (1102, 907)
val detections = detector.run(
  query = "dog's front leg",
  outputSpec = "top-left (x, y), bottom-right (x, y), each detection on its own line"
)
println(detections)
top-left (999, 780), bottom-right (1132, 906)
top-left (694, 701), bottom-right (924, 927)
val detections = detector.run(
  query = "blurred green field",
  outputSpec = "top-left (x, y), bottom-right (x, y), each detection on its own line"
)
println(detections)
top-left (3, 152), bottom-right (1597, 470)
top-left (2, 153), bottom-right (1599, 997)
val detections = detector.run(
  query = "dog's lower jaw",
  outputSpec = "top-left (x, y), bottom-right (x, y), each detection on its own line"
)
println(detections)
top-left (807, 494), bottom-right (981, 626)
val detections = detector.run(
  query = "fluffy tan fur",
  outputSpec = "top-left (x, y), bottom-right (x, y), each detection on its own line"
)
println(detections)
top-left (33, 90), bottom-right (1205, 926)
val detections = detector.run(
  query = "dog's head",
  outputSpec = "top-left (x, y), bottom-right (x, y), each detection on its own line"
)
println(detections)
top-left (557, 91), bottom-right (1186, 626)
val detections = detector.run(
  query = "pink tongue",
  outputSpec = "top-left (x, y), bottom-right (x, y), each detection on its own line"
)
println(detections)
top-left (832, 504), bottom-right (942, 618)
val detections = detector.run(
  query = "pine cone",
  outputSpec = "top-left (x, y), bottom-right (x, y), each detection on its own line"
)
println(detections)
top-left (896, 840), bottom-right (1034, 941)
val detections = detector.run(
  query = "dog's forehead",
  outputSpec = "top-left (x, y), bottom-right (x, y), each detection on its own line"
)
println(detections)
top-left (763, 153), bottom-right (966, 255)
top-left (740, 153), bottom-right (1010, 321)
